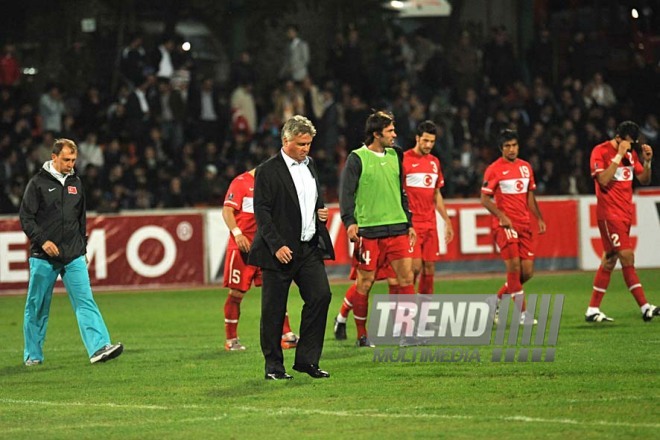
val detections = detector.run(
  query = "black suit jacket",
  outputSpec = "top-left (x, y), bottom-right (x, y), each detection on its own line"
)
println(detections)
top-left (248, 152), bottom-right (335, 270)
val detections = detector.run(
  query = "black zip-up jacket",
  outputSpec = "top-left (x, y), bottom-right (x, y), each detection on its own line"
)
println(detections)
top-left (19, 166), bottom-right (87, 264)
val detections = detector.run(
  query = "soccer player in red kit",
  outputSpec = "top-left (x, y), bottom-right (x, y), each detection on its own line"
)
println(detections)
top-left (222, 169), bottom-right (299, 350)
top-left (480, 129), bottom-right (546, 324)
top-left (586, 120), bottom-right (659, 322)
top-left (402, 120), bottom-right (454, 293)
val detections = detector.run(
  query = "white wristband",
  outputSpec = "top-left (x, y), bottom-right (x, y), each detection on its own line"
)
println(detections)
top-left (611, 154), bottom-right (622, 165)
top-left (231, 227), bottom-right (242, 237)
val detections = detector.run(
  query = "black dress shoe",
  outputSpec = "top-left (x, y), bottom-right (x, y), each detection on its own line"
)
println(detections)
top-left (265, 372), bottom-right (293, 380)
top-left (292, 363), bottom-right (330, 378)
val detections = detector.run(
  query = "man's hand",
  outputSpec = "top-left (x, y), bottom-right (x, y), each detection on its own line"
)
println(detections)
top-left (408, 227), bottom-right (417, 247)
top-left (641, 144), bottom-right (653, 162)
top-left (346, 224), bottom-right (359, 243)
top-left (42, 240), bottom-right (59, 257)
top-left (317, 207), bottom-right (329, 222)
top-left (444, 222), bottom-right (454, 244)
top-left (275, 246), bottom-right (293, 264)
top-left (538, 219), bottom-right (547, 234)
top-left (617, 140), bottom-right (631, 157)
top-left (498, 214), bottom-right (513, 229)
top-left (235, 234), bottom-right (251, 253)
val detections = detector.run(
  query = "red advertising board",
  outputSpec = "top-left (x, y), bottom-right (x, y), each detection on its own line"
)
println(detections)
top-left (0, 213), bottom-right (205, 291)
top-left (323, 199), bottom-right (578, 265)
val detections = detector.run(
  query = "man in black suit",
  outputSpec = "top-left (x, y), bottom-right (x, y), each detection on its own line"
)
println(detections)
top-left (248, 115), bottom-right (335, 380)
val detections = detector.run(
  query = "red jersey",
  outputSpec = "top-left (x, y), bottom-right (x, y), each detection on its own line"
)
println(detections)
top-left (481, 157), bottom-right (536, 229)
top-left (223, 172), bottom-right (256, 248)
top-left (590, 140), bottom-right (644, 222)
top-left (403, 149), bottom-right (444, 229)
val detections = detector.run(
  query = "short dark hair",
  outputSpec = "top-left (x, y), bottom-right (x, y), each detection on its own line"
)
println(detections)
top-left (416, 120), bottom-right (437, 137)
top-left (497, 129), bottom-right (518, 148)
top-left (365, 110), bottom-right (394, 145)
top-left (615, 120), bottom-right (639, 142)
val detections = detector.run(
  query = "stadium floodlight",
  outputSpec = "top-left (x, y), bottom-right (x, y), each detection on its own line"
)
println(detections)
top-left (182, 41), bottom-right (191, 52)
top-left (382, 0), bottom-right (452, 17)
top-left (631, 8), bottom-right (639, 19)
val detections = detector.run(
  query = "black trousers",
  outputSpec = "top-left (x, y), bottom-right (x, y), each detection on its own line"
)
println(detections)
top-left (260, 242), bottom-right (332, 374)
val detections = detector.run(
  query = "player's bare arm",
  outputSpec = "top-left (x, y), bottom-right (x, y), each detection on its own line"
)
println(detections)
top-left (596, 140), bottom-right (631, 188)
top-left (527, 191), bottom-right (546, 234)
top-left (222, 206), bottom-right (251, 253)
top-left (637, 144), bottom-right (653, 185)
top-left (435, 189), bottom-right (454, 243)
top-left (480, 192), bottom-right (512, 228)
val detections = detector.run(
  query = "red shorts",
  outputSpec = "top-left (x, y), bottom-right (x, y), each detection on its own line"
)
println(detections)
top-left (348, 250), bottom-right (396, 281)
top-left (597, 219), bottom-right (632, 253)
top-left (493, 224), bottom-right (535, 260)
top-left (355, 235), bottom-right (412, 272)
top-left (223, 248), bottom-right (262, 292)
top-left (410, 226), bottom-right (441, 261)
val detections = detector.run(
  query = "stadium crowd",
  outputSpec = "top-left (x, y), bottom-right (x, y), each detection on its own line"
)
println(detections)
top-left (0, 21), bottom-right (658, 214)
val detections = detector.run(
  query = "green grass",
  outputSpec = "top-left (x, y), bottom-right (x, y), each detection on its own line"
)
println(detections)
top-left (1, 270), bottom-right (659, 439)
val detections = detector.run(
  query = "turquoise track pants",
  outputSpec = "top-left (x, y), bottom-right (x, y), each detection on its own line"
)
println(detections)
top-left (23, 256), bottom-right (111, 363)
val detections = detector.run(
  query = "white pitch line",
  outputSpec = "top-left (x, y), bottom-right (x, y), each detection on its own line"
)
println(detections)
top-left (0, 398), bottom-right (169, 410)
top-left (2, 399), bottom-right (659, 430)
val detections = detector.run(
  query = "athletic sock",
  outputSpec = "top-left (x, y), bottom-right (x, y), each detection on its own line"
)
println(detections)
top-left (388, 284), bottom-right (400, 294)
top-left (282, 312), bottom-right (292, 336)
top-left (622, 265), bottom-right (647, 307)
top-left (224, 295), bottom-right (242, 340)
top-left (339, 284), bottom-right (358, 319)
top-left (353, 291), bottom-right (369, 339)
top-left (398, 285), bottom-right (415, 295)
top-left (418, 274), bottom-right (434, 294)
top-left (497, 283), bottom-right (508, 299)
top-left (589, 266), bottom-right (612, 308)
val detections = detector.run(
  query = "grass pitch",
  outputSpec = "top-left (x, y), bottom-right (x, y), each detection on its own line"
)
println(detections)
top-left (1, 269), bottom-right (659, 439)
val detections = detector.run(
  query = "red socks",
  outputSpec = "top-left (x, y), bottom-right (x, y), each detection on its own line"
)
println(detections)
top-left (353, 291), bottom-right (369, 338)
top-left (340, 284), bottom-right (358, 318)
top-left (622, 265), bottom-right (647, 307)
top-left (418, 274), bottom-right (434, 294)
top-left (224, 295), bottom-right (242, 340)
top-left (589, 266), bottom-right (612, 307)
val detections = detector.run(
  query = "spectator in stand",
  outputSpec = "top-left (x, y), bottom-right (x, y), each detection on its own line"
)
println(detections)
top-left (124, 74), bottom-right (156, 144)
top-left (155, 78), bottom-right (186, 154)
top-left (449, 31), bottom-right (480, 100)
top-left (188, 77), bottom-right (226, 144)
top-left (39, 84), bottom-right (66, 134)
top-left (0, 43), bottom-right (21, 89)
top-left (119, 32), bottom-right (148, 88)
top-left (151, 35), bottom-right (176, 81)
top-left (584, 71), bottom-right (617, 109)
top-left (77, 131), bottom-right (104, 173)
top-left (279, 24), bottom-right (310, 83)
top-left (483, 26), bottom-right (519, 93)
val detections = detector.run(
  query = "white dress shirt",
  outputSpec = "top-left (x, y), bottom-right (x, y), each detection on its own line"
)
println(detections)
top-left (281, 149), bottom-right (317, 241)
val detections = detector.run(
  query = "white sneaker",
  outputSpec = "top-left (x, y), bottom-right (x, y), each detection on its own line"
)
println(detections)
top-left (90, 343), bottom-right (124, 364)
top-left (225, 338), bottom-right (247, 351)
top-left (519, 312), bottom-right (538, 325)
top-left (642, 304), bottom-right (660, 322)
top-left (585, 311), bottom-right (614, 323)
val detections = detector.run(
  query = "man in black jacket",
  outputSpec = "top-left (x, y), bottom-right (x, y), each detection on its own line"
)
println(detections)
top-left (19, 138), bottom-right (123, 366)
top-left (248, 115), bottom-right (335, 380)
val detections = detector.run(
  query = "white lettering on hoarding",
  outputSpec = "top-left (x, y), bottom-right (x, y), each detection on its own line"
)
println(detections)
top-left (0, 231), bottom-right (27, 282)
top-left (86, 229), bottom-right (107, 279)
top-left (126, 226), bottom-right (177, 278)
top-left (459, 208), bottom-right (493, 254)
